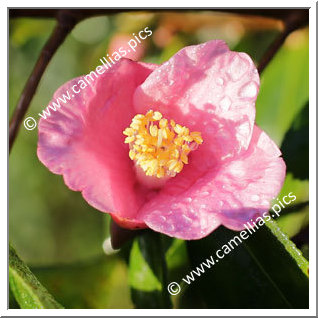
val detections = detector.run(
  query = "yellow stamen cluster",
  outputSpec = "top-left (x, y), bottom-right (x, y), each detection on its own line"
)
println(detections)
top-left (123, 110), bottom-right (203, 178)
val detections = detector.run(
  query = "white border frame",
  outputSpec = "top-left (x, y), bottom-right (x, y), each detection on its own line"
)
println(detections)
top-left (4, 1), bottom-right (316, 316)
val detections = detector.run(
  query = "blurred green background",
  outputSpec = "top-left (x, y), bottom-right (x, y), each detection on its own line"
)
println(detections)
top-left (9, 10), bottom-right (309, 309)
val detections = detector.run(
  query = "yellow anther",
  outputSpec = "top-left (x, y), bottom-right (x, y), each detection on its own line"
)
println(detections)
top-left (157, 167), bottom-right (165, 178)
top-left (125, 136), bottom-right (135, 143)
top-left (174, 161), bottom-right (183, 173)
top-left (190, 132), bottom-right (203, 144)
top-left (181, 152), bottom-right (188, 164)
top-left (184, 135), bottom-right (193, 142)
top-left (171, 149), bottom-right (179, 159)
top-left (174, 136), bottom-right (184, 146)
top-left (167, 160), bottom-right (178, 171)
top-left (162, 127), bottom-right (169, 139)
top-left (153, 111), bottom-right (162, 121)
top-left (135, 137), bottom-right (144, 145)
top-left (130, 122), bottom-right (140, 130)
top-left (123, 110), bottom-right (203, 178)
top-left (132, 118), bottom-right (142, 124)
top-left (146, 110), bottom-right (154, 118)
top-left (174, 124), bottom-right (183, 134)
top-left (159, 118), bottom-right (168, 128)
top-left (149, 125), bottom-right (158, 137)
top-left (182, 144), bottom-right (190, 152)
top-left (123, 127), bottom-right (135, 136)
top-left (129, 150), bottom-right (136, 160)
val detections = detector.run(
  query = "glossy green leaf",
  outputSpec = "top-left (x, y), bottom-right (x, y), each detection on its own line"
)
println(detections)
top-left (277, 204), bottom-right (309, 239)
top-left (265, 219), bottom-right (308, 275)
top-left (183, 220), bottom-right (308, 309)
top-left (9, 285), bottom-right (20, 309)
top-left (9, 244), bottom-right (63, 309)
top-left (164, 238), bottom-right (191, 308)
top-left (129, 231), bottom-right (172, 308)
top-left (278, 174), bottom-right (309, 207)
top-left (274, 172), bottom-right (309, 238)
top-left (256, 29), bottom-right (309, 146)
top-left (165, 238), bottom-right (190, 278)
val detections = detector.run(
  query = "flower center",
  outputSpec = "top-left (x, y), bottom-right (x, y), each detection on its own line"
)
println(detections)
top-left (123, 110), bottom-right (203, 179)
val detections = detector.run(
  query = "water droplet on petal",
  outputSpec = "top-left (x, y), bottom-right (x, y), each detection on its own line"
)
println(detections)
top-left (219, 96), bottom-right (232, 111)
top-left (189, 207), bottom-right (196, 214)
top-left (200, 218), bottom-right (208, 228)
top-left (166, 223), bottom-right (175, 232)
top-left (200, 191), bottom-right (210, 197)
top-left (158, 215), bottom-right (166, 222)
top-left (239, 81), bottom-right (258, 98)
top-left (228, 55), bottom-right (249, 81)
top-left (251, 194), bottom-right (260, 202)
top-left (216, 77), bottom-right (224, 85)
top-left (181, 214), bottom-right (192, 224)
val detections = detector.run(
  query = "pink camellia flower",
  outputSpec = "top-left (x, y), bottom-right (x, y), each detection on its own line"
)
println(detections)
top-left (37, 40), bottom-right (286, 240)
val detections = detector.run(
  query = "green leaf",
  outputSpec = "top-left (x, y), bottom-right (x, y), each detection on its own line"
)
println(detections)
top-left (275, 172), bottom-right (309, 238)
top-left (9, 285), bottom-right (20, 309)
top-left (9, 244), bottom-right (63, 309)
top-left (277, 204), bottom-right (309, 239)
top-left (9, 159), bottom-right (106, 266)
top-left (165, 238), bottom-right (190, 280)
top-left (255, 29), bottom-right (309, 146)
top-left (129, 231), bottom-right (172, 308)
top-left (183, 220), bottom-right (308, 309)
top-left (278, 174), bottom-right (309, 207)
top-left (281, 102), bottom-right (309, 180)
top-left (265, 219), bottom-right (308, 275)
top-left (32, 255), bottom-right (133, 309)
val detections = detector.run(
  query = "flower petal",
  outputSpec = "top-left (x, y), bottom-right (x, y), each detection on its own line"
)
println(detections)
top-left (38, 59), bottom-right (156, 227)
top-left (139, 126), bottom-right (285, 239)
top-left (134, 40), bottom-right (260, 169)
top-left (215, 126), bottom-right (286, 230)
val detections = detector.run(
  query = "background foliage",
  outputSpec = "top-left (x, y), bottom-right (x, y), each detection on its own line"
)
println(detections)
top-left (9, 10), bottom-right (309, 309)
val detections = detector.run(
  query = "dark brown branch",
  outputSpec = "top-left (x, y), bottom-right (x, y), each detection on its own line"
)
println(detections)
top-left (9, 8), bottom-right (308, 21)
top-left (9, 8), bottom-right (134, 19)
top-left (257, 9), bottom-right (308, 74)
top-left (9, 10), bottom-right (79, 152)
